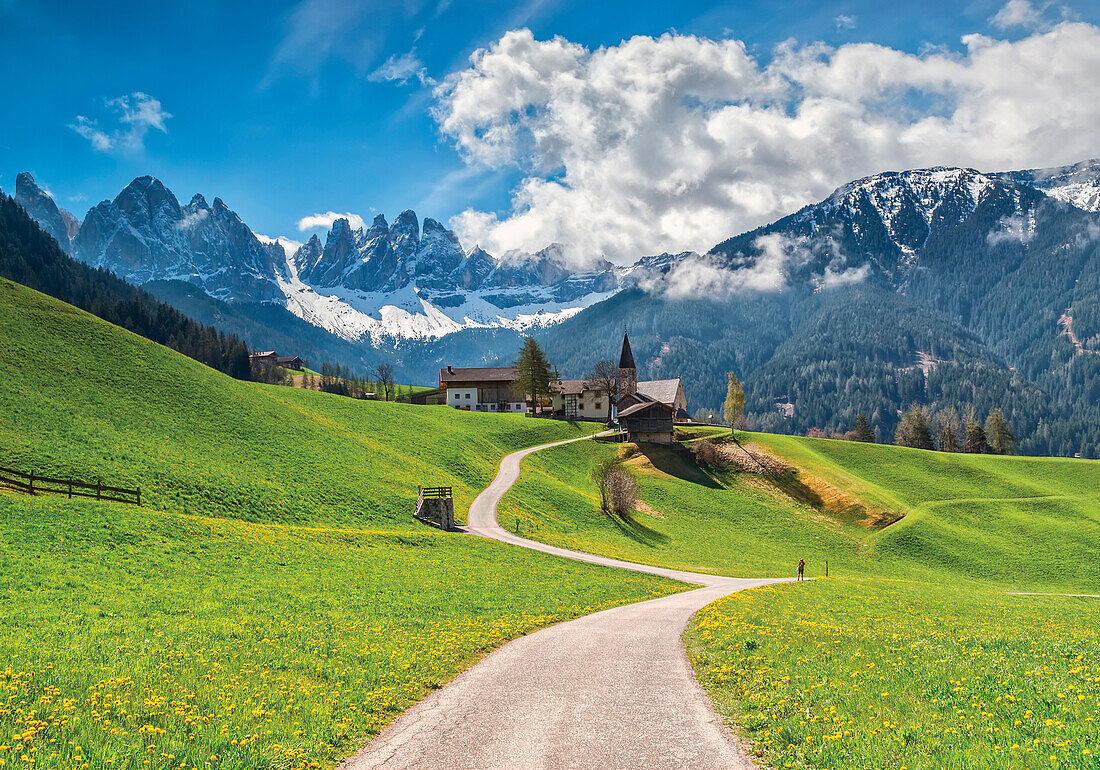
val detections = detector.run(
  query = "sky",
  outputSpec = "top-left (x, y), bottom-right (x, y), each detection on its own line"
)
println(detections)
top-left (2, 0), bottom-right (1099, 264)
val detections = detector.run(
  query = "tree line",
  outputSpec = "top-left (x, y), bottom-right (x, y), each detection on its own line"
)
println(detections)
top-left (0, 193), bottom-right (252, 379)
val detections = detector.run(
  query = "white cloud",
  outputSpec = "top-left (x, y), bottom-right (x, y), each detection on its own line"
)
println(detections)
top-left (642, 232), bottom-right (840, 297)
top-left (177, 208), bottom-right (210, 229)
top-left (369, 48), bottom-right (435, 86)
top-left (987, 213), bottom-right (1035, 245)
top-left (433, 24), bottom-right (1100, 266)
top-left (70, 92), bottom-right (171, 154)
top-left (256, 233), bottom-right (305, 258)
top-left (296, 211), bottom-right (366, 232)
top-left (835, 14), bottom-right (857, 30)
top-left (990, 0), bottom-right (1044, 30)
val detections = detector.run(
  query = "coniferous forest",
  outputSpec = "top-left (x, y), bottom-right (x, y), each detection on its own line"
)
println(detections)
top-left (0, 193), bottom-right (252, 379)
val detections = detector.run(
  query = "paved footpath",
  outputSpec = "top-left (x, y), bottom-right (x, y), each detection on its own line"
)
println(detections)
top-left (340, 433), bottom-right (792, 770)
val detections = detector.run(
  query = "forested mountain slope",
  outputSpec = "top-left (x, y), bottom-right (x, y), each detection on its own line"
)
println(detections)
top-left (542, 168), bottom-right (1100, 457)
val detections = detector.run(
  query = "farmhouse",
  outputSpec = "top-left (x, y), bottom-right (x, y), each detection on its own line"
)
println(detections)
top-left (249, 351), bottom-right (304, 371)
top-left (438, 366), bottom-right (527, 413)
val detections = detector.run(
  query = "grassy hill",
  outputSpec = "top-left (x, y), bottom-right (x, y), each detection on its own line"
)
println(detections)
top-left (0, 278), bottom-right (681, 770)
top-left (499, 428), bottom-right (1100, 769)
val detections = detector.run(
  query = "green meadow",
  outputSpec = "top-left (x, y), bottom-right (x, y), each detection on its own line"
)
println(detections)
top-left (499, 427), bottom-right (1100, 768)
top-left (0, 279), bottom-right (681, 770)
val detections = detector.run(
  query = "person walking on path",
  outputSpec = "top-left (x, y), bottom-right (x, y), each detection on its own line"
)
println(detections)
top-left (797, 558), bottom-right (805, 581)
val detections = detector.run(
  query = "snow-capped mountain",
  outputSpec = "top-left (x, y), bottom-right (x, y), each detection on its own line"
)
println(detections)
top-left (73, 177), bottom-right (284, 303)
top-left (702, 165), bottom-right (1059, 290)
top-left (994, 159), bottom-right (1100, 212)
top-left (279, 214), bottom-right (623, 343)
top-left (14, 172), bottom-right (79, 253)
top-left (11, 158), bottom-right (1100, 349)
top-left (40, 174), bottom-right (626, 344)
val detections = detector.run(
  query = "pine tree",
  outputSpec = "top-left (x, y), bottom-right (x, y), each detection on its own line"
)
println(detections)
top-left (852, 413), bottom-right (875, 442)
top-left (985, 408), bottom-right (1016, 454)
top-left (723, 372), bottom-right (745, 431)
top-left (964, 421), bottom-right (991, 453)
top-left (514, 336), bottom-right (553, 414)
top-left (895, 405), bottom-right (933, 450)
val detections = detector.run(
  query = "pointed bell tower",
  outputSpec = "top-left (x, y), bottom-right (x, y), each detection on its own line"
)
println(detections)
top-left (618, 333), bottom-right (637, 398)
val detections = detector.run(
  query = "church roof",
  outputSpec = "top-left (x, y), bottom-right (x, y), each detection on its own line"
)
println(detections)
top-left (619, 333), bottom-right (636, 370)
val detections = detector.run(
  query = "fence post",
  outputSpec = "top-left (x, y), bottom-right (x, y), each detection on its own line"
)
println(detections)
top-left (826, 560), bottom-right (829, 578)
top-left (136, 487), bottom-right (141, 507)
top-left (28, 472), bottom-right (35, 495)
top-left (68, 480), bottom-right (72, 499)
top-left (96, 481), bottom-right (101, 500)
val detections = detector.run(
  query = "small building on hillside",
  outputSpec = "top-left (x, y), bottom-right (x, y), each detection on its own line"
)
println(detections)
top-left (614, 334), bottom-right (678, 443)
top-left (250, 351), bottom-right (304, 371)
top-left (550, 379), bottom-right (612, 421)
top-left (438, 366), bottom-right (527, 413)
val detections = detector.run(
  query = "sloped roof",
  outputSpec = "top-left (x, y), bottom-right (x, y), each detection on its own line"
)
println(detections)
top-left (252, 350), bottom-right (277, 357)
top-left (638, 378), bottom-right (682, 405)
top-left (551, 379), bottom-right (589, 395)
top-left (617, 400), bottom-right (674, 419)
top-left (440, 367), bottom-right (516, 383)
top-left (619, 333), bottom-right (635, 370)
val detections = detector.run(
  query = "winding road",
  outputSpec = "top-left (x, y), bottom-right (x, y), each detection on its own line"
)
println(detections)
top-left (340, 433), bottom-right (791, 770)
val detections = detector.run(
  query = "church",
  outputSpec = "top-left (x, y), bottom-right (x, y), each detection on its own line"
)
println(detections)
top-left (613, 334), bottom-right (681, 444)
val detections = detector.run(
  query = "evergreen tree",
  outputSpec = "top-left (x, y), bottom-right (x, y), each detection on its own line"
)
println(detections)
top-left (985, 408), bottom-right (1016, 454)
top-left (895, 405), bottom-right (933, 450)
top-left (964, 421), bottom-right (991, 453)
top-left (852, 413), bottom-right (875, 442)
top-left (514, 336), bottom-right (553, 414)
top-left (723, 372), bottom-right (745, 431)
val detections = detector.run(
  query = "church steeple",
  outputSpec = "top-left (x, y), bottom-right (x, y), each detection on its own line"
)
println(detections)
top-left (618, 333), bottom-right (636, 398)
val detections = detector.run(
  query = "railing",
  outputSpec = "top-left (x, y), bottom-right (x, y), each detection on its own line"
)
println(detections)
top-left (418, 486), bottom-right (452, 499)
top-left (0, 465), bottom-right (141, 506)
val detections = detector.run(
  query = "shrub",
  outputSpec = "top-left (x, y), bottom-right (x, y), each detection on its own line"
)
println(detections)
top-left (593, 460), bottom-right (638, 516)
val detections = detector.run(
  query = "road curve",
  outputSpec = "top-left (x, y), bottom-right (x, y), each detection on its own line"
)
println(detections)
top-left (340, 433), bottom-right (790, 770)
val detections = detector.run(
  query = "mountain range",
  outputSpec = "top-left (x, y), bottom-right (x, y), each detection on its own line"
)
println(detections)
top-left (8, 159), bottom-right (1100, 457)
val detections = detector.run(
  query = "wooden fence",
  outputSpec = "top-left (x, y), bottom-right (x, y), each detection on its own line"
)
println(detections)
top-left (418, 485), bottom-right (453, 499)
top-left (0, 465), bottom-right (141, 506)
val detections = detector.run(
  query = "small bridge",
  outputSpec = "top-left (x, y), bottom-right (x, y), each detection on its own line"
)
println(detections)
top-left (414, 485), bottom-right (455, 531)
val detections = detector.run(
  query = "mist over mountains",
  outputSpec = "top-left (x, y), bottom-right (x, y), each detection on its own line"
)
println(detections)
top-left (8, 159), bottom-right (1100, 456)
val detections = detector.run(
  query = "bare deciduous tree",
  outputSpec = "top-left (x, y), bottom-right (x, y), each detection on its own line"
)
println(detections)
top-left (586, 359), bottom-right (619, 423)
top-left (376, 363), bottom-right (395, 401)
top-left (594, 460), bottom-right (638, 516)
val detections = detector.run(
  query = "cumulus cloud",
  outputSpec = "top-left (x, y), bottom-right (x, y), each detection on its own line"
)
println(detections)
top-left (834, 14), bottom-right (857, 30)
top-left (369, 48), bottom-right (435, 86)
top-left (70, 92), bottom-right (171, 154)
top-left (296, 211), bottom-right (366, 231)
top-left (990, 0), bottom-right (1045, 30)
top-left (432, 24), bottom-right (1100, 266)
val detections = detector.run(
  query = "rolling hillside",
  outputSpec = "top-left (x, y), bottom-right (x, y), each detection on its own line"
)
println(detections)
top-left (0, 279), bottom-right (680, 770)
top-left (497, 427), bottom-right (1100, 768)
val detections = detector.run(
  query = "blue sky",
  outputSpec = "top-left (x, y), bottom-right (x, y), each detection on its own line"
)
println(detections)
top-left (1, 0), bottom-right (1098, 257)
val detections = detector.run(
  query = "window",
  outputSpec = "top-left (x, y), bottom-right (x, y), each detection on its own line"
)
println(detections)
top-left (465, 393), bottom-right (471, 399)
top-left (595, 402), bottom-right (601, 410)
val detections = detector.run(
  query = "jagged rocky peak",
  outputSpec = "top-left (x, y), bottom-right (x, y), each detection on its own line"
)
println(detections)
top-left (14, 171), bottom-right (78, 253)
top-left (189, 193), bottom-right (209, 209)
